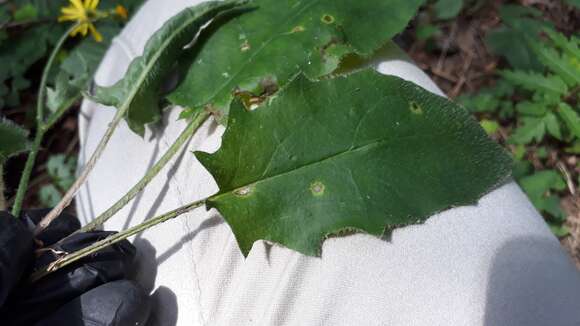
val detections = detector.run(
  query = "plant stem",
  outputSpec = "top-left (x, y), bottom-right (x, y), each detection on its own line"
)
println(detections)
top-left (11, 132), bottom-right (43, 217)
top-left (0, 164), bottom-right (6, 211)
top-left (11, 24), bottom-right (78, 218)
top-left (31, 199), bottom-right (206, 282)
top-left (76, 111), bottom-right (209, 234)
top-left (35, 106), bottom-right (126, 235)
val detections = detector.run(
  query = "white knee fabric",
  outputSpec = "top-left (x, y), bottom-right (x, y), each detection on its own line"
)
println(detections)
top-left (76, 1), bottom-right (580, 325)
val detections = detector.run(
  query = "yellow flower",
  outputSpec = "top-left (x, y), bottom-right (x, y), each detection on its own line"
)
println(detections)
top-left (58, 0), bottom-right (103, 42)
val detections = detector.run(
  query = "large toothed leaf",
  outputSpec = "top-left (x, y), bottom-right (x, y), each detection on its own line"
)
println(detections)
top-left (169, 0), bottom-right (425, 122)
top-left (91, 0), bottom-right (248, 136)
top-left (196, 69), bottom-right (512, 256)
top-left (0, 119), bottom-right (30, 163)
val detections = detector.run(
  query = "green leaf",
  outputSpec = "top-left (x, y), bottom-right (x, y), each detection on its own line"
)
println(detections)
top-left (0, 118), bottom-right (30, 163)
top-left (39, 184), bottom-right (62, 207)
top-left (196, 69), bottom-right (512, 256)
top-left (46, 71), bottom-right (83, 113)
top-left (61, 25), bottom-right (119, 79)
top-left (515, 101), bottom-right (547, 116)
top-left (519, 170), bottom-right (566, 201)
top-left (544, 112), bottom-right (562, 140)
top-left (460, 93), bottom-right (500, 113)
top-left (501, 70), bottom-right (568, 96)
top-left (558, 103), bottom-right (580, 139)
top-left (519, 170), bottom-right (566, 221)
top-left (91, 0), bottom-right (248, 136)
top-left (509, 117), bottom-right (545, 144)
top-left (46, 154), bottom-right (76, 191)
top-left (544, 28), bottom-right (580, 60)
top-left (480, 119), bottom-right (500, 135)
top-left (13, 3), bottom-right (38, 22)
top-left (549, 222), bottom-right (570, 238)
top-left (529, 38), bottom-right (580, 87)
top-left (485, 5), bottom-right (553, 71)
top-left (433, 0), bottom-right (464, 20)
top-left (512, 159), bottom-right (532, 180)
top-left (169, 0), bottom-right (425, 123)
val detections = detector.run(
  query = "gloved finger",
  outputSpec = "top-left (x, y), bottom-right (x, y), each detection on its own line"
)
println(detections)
top-left (0, 211), bottom-right (33, 306)
top-left (36, 280), bottom-right (151, 326)
top-left (0, 231), bottom-right (136, 325)
top-left (21, 209), bottom-right (80, 247)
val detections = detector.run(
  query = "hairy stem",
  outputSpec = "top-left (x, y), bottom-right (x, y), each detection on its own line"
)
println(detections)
top-left (35, 106), bottom-right (125, 235)
top-left (11, 24), bottom-right (78, 217)
top-left (31, 199), bottom-right (206, 282)
top-left (77, 111), bottom-right (209, 234)
top-left (0, 164), bottom-right (6, 211)
top-left (11, 132), bottom-right (42, 217)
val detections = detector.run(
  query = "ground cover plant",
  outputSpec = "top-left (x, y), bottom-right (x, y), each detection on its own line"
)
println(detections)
top-left (407, 0), bottom-right (579, 266)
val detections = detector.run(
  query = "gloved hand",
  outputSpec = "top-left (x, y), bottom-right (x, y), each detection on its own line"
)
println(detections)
top-left (0, 209), bottom-right (151, 326)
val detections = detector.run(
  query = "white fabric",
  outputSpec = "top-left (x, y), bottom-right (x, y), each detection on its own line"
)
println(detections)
top-left (76, 1), bottom-right (580, 325)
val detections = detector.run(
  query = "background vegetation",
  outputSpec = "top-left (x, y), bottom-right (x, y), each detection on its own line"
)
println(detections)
top-left (0, 0), bottom-right (578, 266)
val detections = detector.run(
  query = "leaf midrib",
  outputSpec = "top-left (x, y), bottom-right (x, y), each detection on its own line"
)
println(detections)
top-left (210, 132), bottom-right (425, 201)
top-left (123, 5), bottom-right (225, 112)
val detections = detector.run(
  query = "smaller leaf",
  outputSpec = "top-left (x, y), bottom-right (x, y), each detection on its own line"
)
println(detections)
top-left (515, 101), bottom-right (547, 116)
top-left (485, 5), bottom-right (553, 71)
top-left (460, 93), bottom-right (500, 113)
top-left (558, 103), bottom-right (580, 139)
top-left (501, 70), bottom-right (568, 96)
top-left (39, 184), bottom-right (62, 207)
top-left (529, 38), bottom-right (580, 87)
top-left (543, 112), bottom-right (562, 140)
top-left (480, 119), bottom-right (500, 135)
top-left (512, 159), bottom-right (532, 180)
top-left (46, 154), bottom-right (77, 191)
top-left (519, 170), bottom-right (566, 201)
top-left (46, 71), bottom-right (84, 113)
top-left (544, 28), bottom-right (580, 59)
top-left (549, 222), bottom-right (570, 238)
top-left (509, 117), bottom-right (545, 144)
top-left (538, 195), bottom-right (565, 220)
top-left (13, 4), bottom-right (38, 22)
top-left (0, 119), bottom-right (30, 163)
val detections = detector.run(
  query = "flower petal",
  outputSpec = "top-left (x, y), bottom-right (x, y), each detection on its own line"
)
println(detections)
top-left (89, 0), bottom-right (100, 10)
top-left (70, 0), bottom-right (84, 11)
top-left (88, 23), bottom-right (103, 42)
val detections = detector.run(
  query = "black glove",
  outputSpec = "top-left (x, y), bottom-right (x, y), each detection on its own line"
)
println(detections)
top-left (0, 209), bottom-right (151, 326)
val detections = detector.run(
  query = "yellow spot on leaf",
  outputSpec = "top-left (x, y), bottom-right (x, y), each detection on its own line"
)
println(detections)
top-left (321, 14), bottom-right (335, 24)
top-left (310, 181), bottom-right (325, 196)
top-left (240, 40), bottom-right (251, 52)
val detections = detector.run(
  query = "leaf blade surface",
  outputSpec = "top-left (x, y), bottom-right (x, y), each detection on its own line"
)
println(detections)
top-left (91, 0), bottom-right (247, 135)
top-left (169, 0), bottom-right (425, 121)
top-left (197, 70), bottom-right (512, 256)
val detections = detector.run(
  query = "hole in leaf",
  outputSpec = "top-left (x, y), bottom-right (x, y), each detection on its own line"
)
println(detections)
top-left (409, 101), bottom-right (423, 115)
